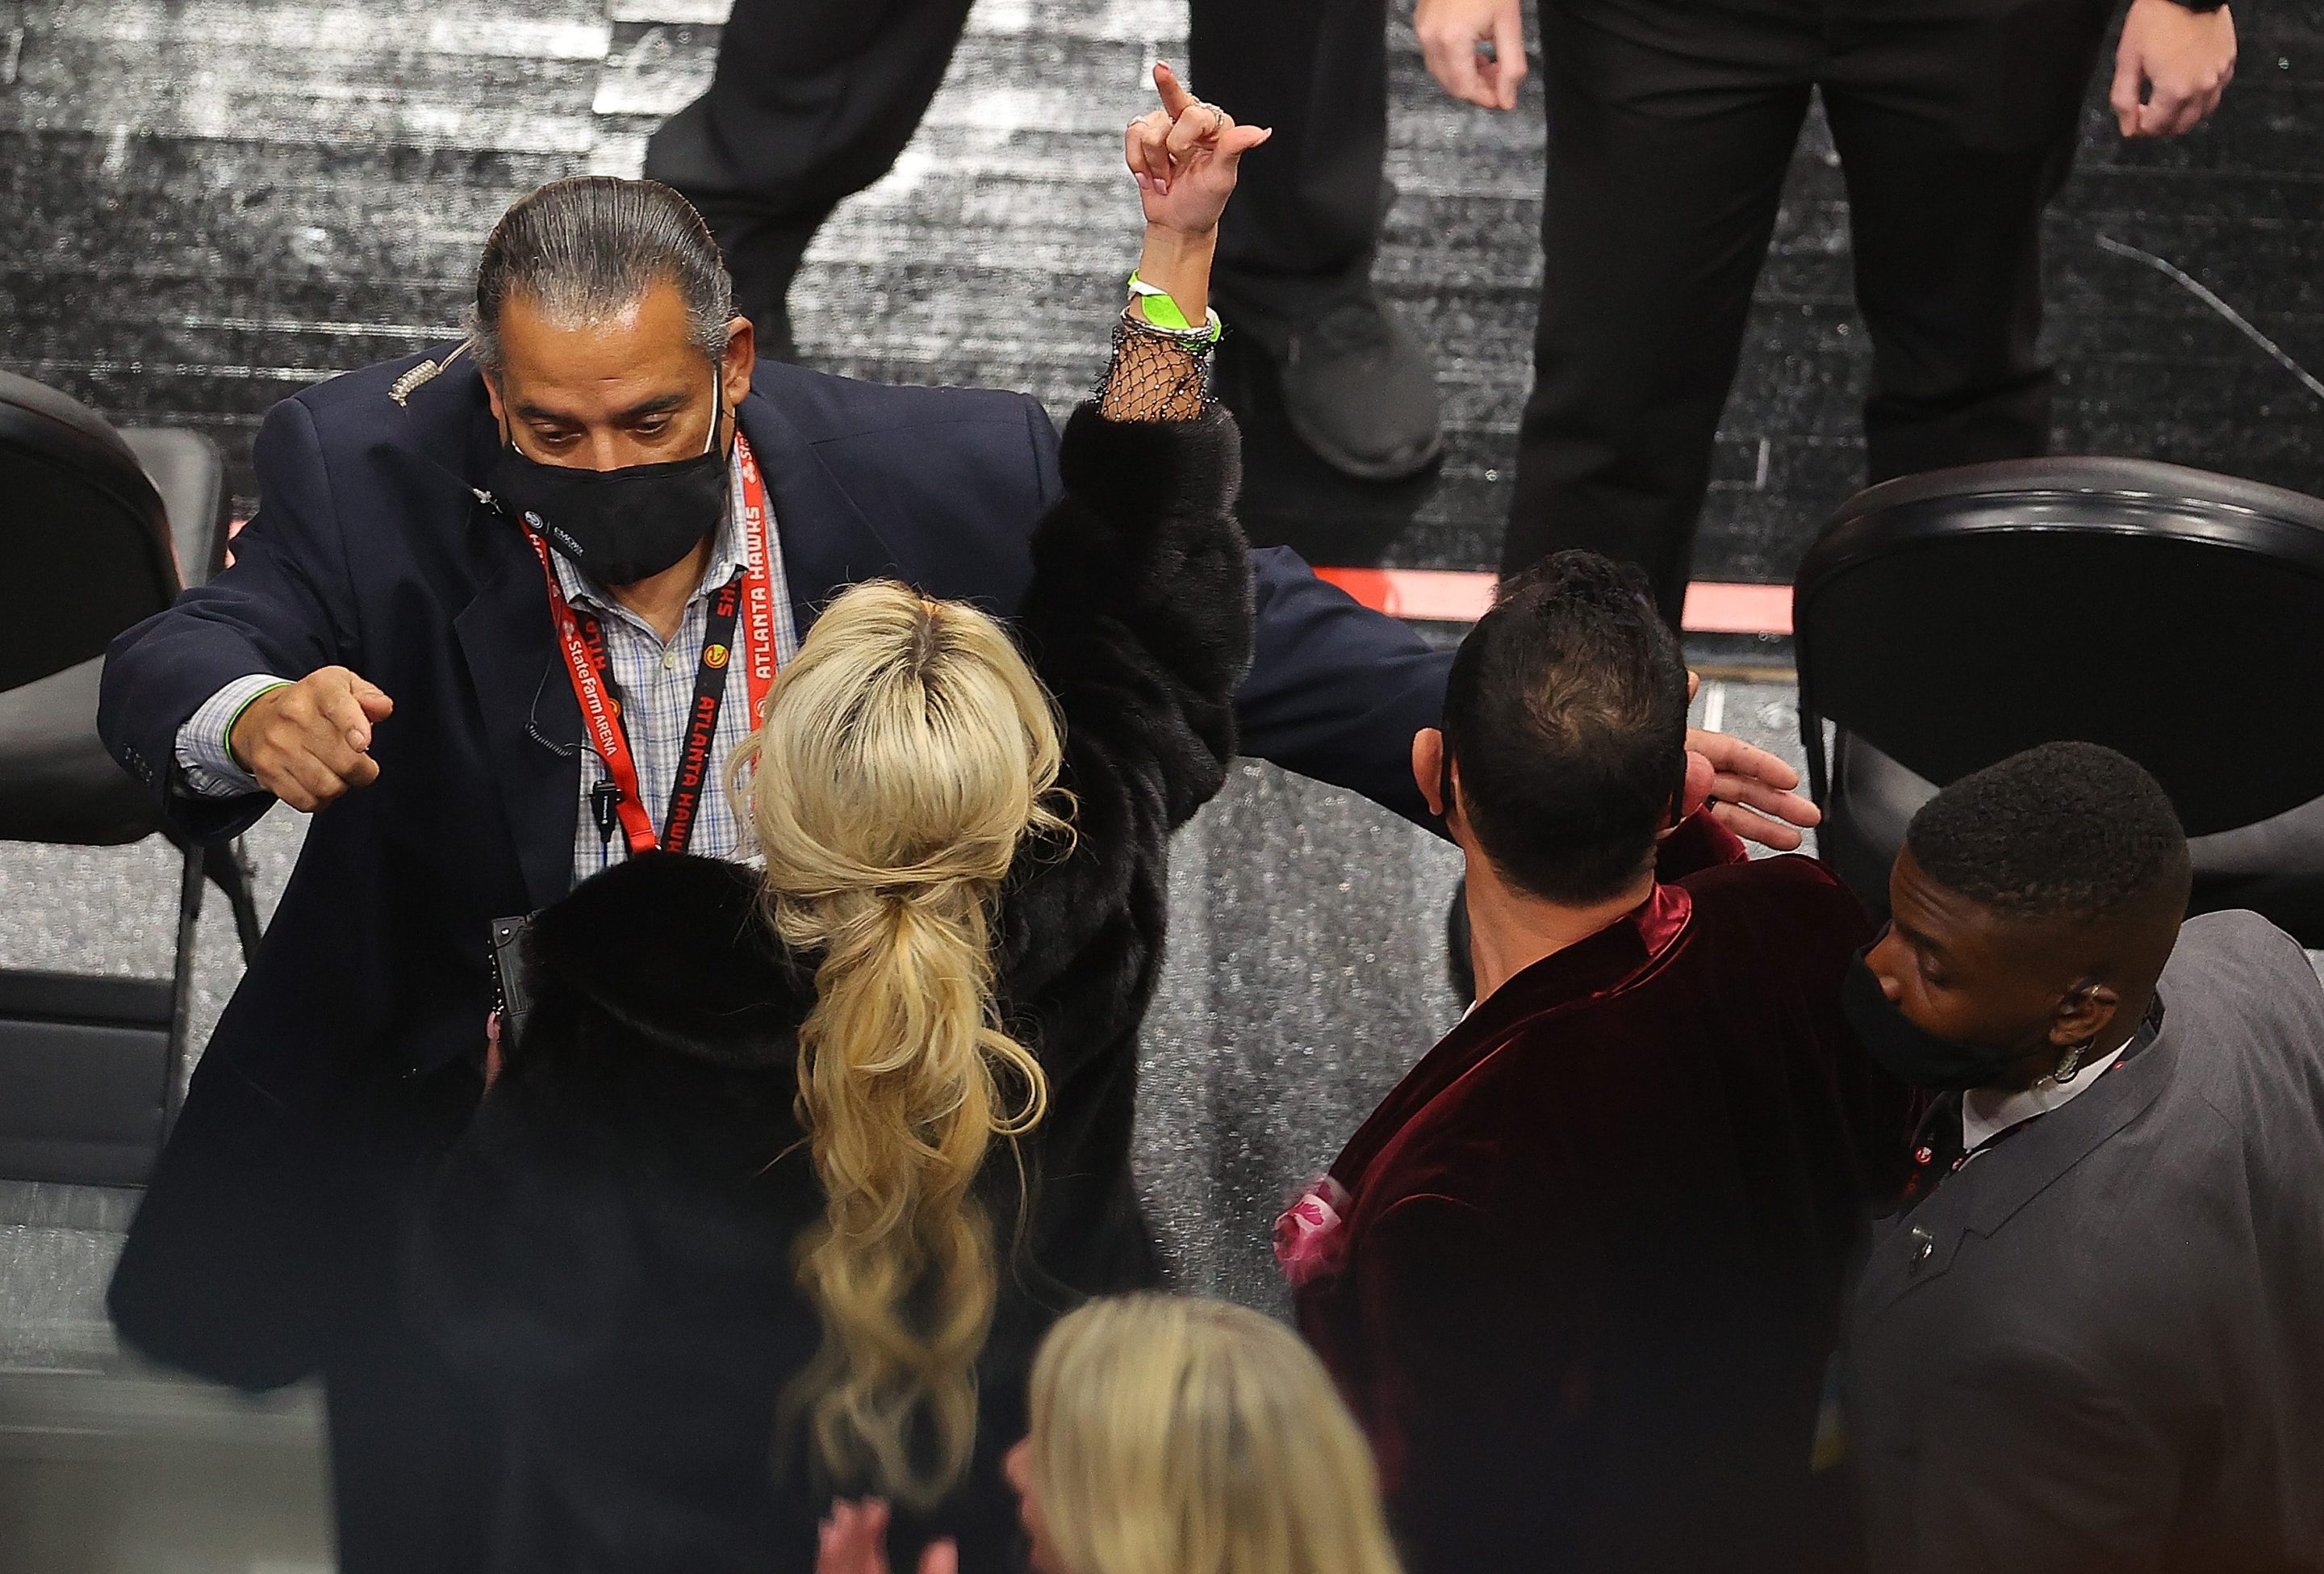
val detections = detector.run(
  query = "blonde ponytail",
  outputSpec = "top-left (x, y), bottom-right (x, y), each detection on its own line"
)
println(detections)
top-left (731, 580), bottom-right (1068, 1506)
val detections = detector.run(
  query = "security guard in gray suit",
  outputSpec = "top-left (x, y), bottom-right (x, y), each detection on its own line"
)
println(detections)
top-left (1841, 742), bottom-right (2324, 1574)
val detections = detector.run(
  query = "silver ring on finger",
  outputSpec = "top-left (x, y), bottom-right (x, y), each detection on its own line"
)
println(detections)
top-left (1205, 104), bottom-right (1226, 135)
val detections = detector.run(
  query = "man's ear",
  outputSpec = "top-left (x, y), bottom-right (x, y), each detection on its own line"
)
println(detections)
top-left (1413, 728), bottom-right (1447, 819)
top-left (721, 316), bottom-right (756, 421)
top-left (483, 370), bottom-right (508, 431)
top-left (2050, 981), bottom-right (2121, 1049)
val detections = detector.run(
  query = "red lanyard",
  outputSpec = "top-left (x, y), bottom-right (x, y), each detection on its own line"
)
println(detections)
top-left (525, 432), bottom-right (780, 858)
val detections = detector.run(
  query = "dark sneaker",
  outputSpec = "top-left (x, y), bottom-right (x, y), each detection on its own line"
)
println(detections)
top-left (1230, 290), bottom-right (1443, 481)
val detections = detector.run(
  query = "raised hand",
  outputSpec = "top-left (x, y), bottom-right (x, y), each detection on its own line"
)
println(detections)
top-left (227, 665), bottom-right (395, 812)
top-left (1683, 729), bottom-right (1820, 851)
top-left (1123, 62), bottom-right (1272, 239)
top-left (816, 1500), bottom-right (956, 1574)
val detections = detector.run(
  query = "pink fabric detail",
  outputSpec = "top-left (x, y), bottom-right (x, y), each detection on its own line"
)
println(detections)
top-left (1274, 1175), bottom-right (1352, 1287)
top-left (1631, 881), bottom-right (1693, 962)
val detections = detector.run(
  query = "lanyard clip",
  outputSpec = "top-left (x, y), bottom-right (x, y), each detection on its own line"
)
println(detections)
top-left (589, 779), bottom-right (623, 846)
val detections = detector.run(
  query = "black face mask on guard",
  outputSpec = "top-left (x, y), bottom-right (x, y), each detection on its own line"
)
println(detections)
top-left (1840, 943), bottom-right (2038, 1093)
top-left (488, 385), bottom-right (729, 586)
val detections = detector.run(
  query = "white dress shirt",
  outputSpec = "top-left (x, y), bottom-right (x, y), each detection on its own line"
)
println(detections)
top-left (1961, 1040), bottom-right (2130, 1154)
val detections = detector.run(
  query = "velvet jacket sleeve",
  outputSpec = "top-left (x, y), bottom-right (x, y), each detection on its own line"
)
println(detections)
top-left (1357, 1183), bottom-right (1603, 1574)
top-left (96, 394), bottom-right (364, 843)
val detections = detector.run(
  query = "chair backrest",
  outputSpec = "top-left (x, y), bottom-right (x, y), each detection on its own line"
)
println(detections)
top-left (0, 370), bottom-right (180, 693)
top-left (1794, 458), bottom-right (2324, 839)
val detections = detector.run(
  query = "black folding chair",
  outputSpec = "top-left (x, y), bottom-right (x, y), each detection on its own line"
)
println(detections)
top-left (1794, 456), bottom-right (2324, 945)
top-left (0, 370), bottom-right (264, 1184)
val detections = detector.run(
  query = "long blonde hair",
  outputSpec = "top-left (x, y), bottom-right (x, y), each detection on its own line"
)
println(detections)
top-left (732, 579), bottom-right (1068, 1507)
top-left (1026, 1295), bottom-right (1406, 1574)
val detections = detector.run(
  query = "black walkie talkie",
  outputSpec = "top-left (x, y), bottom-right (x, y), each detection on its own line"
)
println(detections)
top-left (489, 915), bottom-right (537, 1053)
top-left (590, 779), bottom-right (623, 846)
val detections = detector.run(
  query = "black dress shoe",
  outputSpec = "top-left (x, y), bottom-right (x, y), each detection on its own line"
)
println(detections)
top-left (1223, 287), bottom-right (1443, 482)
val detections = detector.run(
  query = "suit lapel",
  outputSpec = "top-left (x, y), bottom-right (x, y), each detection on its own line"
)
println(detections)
top-left (738, 392), bottom-right (901, 636)
top-left (453, 509), bottom-right (580, 912)
top-left (1853, 1034), bottom-right (2175, 1319)
top-left (445, 385), bottom-right (892, 910)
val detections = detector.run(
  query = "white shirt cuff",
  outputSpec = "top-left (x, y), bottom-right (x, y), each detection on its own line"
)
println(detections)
top-left (173, 674), bottom-right (291, 798)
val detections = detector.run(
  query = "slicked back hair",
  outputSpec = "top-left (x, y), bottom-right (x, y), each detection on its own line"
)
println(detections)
top-left (1905, 742), bottom-right (2192, 926)
top-left (1443, 550), bottom-right (1691, 906)
top-left (469, 176), bottom-right (734, 375)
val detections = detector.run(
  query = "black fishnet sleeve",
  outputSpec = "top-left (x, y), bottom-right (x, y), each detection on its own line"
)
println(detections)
top-left (1095, 318), bottom-right (1215, 422)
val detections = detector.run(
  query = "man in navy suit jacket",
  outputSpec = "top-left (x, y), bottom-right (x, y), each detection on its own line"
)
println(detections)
top-left (97, 172), bottom-right (1813, 1570)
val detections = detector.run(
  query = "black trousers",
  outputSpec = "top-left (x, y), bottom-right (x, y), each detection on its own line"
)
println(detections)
top-left (642, 0), bottom-right (1390, 330)
top-left (1500, 0), bottom-right (2117, 624)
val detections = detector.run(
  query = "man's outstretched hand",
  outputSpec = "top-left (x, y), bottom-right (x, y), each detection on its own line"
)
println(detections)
top-left (1125, 62), bottom-right (1273, 237)
top-left (228, 666), bottom-right (394, 812)
top-left (1685, 729), bottom-right (1820, 851)
top-left (2112, 0), bottom-right (2235, 136)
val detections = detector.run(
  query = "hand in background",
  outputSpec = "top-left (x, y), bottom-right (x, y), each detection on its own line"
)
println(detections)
top-left (817, 1501), bottom-right (957, 1574)
top-left (1124, 61), bottom-right (1273, 237)
top-left (2111, 0), bottom-right (2235, 136)
top-left (228, 665), bottom-right (395, 812)
top-left (1684, 729), bottom-right (1820, 851)
top-left (1416, 0), bottom-right (1528, 109)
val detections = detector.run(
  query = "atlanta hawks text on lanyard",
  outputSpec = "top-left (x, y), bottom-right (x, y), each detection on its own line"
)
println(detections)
top-left (528, 433), bottom-right (800, 877)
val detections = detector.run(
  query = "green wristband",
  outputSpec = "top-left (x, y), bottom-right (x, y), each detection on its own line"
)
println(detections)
top-left (225, 680), bottom-right (295, 772)
top-left (1126, 272), bottom-right (1196, 332)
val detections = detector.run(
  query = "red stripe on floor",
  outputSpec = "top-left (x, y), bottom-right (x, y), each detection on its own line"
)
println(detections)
top-left (1315, 567), bottom-right (1793, 636)
top-left (1314, 567), bottom-right (1494, 622)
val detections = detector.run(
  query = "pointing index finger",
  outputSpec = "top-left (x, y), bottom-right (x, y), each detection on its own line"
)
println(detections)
top-left (1152, 61), bottom-right (1198, 118)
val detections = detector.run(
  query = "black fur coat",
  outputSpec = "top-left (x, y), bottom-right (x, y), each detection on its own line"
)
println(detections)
top-left (403, 403), bottom-right (1252, 1573)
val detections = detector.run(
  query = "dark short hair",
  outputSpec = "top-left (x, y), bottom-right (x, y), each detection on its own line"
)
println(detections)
top-left (1442, 550), bottom-right (1690, 905)
top-left (1906, 742), bottom-right (2191, 923)
top-left (470, 177), bottom-right (734, 374)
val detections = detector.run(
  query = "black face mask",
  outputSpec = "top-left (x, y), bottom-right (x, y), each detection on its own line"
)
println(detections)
top-left (488, 390), bottom-right (729, 586)
top-left (1841, 943), bottom-right (2039, 1092)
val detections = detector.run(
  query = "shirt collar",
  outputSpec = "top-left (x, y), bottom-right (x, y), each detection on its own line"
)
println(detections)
top-left (558, 442), bottom-right (752, 617)
top-left (1961, 1044), bottom-right (2127, 1150)
top-left (1960, 994), bottom-right (2166, 1151)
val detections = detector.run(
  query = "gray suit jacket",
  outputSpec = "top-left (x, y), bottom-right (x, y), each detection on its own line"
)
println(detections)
top-left (1845, 910), bottom-right (2324, 1574)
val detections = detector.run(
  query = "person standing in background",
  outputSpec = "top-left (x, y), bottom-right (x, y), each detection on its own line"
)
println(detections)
top-left (1417, 0), bottom-right (2236, 625)
top-left (646, 12), bottom-right (1444, 483)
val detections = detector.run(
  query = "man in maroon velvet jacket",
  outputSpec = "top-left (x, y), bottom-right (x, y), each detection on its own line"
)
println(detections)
top-left (1282, 551), bottom-right (1908, 1574)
